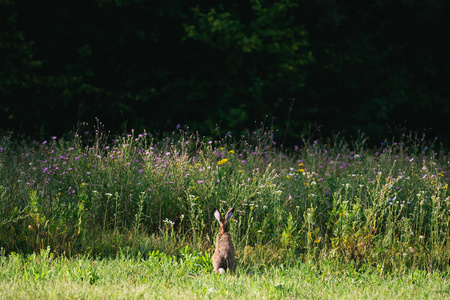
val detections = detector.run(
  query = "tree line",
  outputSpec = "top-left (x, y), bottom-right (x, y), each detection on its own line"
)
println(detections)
top-left (1, 0), bottom-right (449, 144)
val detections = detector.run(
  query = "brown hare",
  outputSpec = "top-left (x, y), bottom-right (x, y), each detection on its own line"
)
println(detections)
top-left (212, 207), bottom-right (236, 274)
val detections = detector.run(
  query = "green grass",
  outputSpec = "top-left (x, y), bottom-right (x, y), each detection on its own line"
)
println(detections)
top-left (0, 123), bottom-right (449, 275)
top-left (1, 248), bottom-right (450, 299)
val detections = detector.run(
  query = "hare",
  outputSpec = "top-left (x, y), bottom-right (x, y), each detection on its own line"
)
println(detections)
top-left (212, 207), bottom-right (236, 274)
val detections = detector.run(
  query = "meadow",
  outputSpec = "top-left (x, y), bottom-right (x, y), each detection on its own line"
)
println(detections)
top-left (1, 122), bottom-right (450, 298)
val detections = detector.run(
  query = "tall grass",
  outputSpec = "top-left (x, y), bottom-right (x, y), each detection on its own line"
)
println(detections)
top-left (0, 123), bottom-right (449, 272)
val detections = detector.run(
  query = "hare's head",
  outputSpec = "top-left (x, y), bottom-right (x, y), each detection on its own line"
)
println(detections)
top-left (214, 207), bottom-right (234, 234)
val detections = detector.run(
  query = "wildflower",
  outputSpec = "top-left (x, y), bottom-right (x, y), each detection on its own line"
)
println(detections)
top-left (218, 158), bottom-right (228, 165)
top-left (298, 169), bottom-right (305, 173)
top-left (163, 218), bottom-right (174, 226)
top-left (198, 180), bottom-right (203, 184)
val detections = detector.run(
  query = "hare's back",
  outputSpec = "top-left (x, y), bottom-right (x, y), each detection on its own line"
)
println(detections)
top-left (217, 233), bottom-right (234, 254)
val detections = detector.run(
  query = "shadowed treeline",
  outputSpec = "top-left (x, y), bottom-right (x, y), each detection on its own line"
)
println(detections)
top-left (1, 0), bottom-right (449, 144)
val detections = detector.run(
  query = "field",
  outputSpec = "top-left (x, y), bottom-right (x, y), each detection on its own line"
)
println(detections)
top-left (1, 123), bottom-right (450, 298)
top-left (1, 249), bottom-right (450, 299)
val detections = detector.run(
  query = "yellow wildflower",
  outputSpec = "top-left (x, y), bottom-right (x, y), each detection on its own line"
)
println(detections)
top-left (218, 158), bottom-right (228, 165)
top-left (229, 150), bottom-right (235, 154)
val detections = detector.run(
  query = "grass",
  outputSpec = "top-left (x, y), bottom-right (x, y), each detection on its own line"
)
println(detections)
top-left (1, 248), bottom-right (450, 299)
top-left (0, 121), bottom-right (449, 276)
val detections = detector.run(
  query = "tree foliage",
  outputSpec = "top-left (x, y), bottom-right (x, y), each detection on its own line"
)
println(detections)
top-left (1, 0), bottom-right (449, 143)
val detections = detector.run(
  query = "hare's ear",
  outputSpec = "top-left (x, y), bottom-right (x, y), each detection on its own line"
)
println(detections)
top-left (225, 207), bottom-right (234, 222)
top-left (214, 208), bottom-right (222, 223)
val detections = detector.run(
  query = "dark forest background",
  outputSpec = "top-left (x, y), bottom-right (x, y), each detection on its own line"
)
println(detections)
top-left (1, 0), bottom-right (449, 145)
